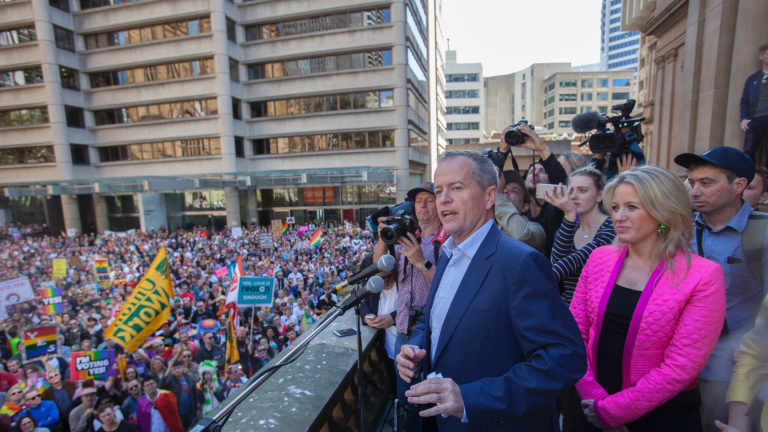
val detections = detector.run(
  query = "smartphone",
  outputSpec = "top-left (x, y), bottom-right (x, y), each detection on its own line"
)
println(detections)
top-left (535, 183), bottom-right (558, 200)
top-left (333, 328), bottom-right (357, 337)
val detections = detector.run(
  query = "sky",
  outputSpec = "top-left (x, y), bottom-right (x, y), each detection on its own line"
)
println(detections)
top-left (442, 0), bottom-right (603, 76)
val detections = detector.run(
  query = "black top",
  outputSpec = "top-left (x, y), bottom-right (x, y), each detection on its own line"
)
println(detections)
top-left (597, 284), bottom-right (641, 394)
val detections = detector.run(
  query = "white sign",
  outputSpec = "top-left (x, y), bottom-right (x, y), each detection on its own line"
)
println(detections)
top-left (258, 233), bottom-right (273, 249)
top-left (0, 277), bottom-right (35, 319)
top-left (231, 227), bottom-right (243, 239)
top-left (286, 217), bottom-right (295, 224)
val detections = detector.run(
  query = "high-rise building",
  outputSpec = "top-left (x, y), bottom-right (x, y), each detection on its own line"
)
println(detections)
top-left (0, 0), bottom-right (438, 233)
top-left (600, 0), bottom-right (640, 71)
top-left (443, 50), bottom-right (483, 146)
top-left (542, 70), bottom-right (635, 135)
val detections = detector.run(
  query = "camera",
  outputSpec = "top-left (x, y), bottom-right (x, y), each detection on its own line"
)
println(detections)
top-left (571, 99), bottom-right (644, 156)
top-left (379, 215), bottom-right (419, 245)
top-left (366, 200), bottom-right (415, 240)
top-left (482, 148), bottom-right (508, 171)
top-left (504, 120), bottom-right (533, 147)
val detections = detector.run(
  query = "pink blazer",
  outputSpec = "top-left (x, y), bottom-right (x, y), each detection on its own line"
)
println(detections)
top-left (569, 245), bottom-right (725, 428)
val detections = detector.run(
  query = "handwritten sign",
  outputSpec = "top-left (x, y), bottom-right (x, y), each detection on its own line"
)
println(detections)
top-left (70, 350), bottom-right (115, 381)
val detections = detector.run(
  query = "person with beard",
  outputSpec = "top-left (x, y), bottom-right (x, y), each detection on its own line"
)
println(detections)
top-left (120, 379), bottom-right (142, 425)
top-left (96, 401), bottom-right (138, 432)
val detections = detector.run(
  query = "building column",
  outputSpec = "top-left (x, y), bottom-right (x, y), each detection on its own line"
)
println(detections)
top-left (138, 193), bottom-right (168, 232)
top-left (94, 195), bottom-right (109, 233)
top-left (245, 189), bottom-right (259, 226)
top-left (210, 2), bottom-right (237, 174)
top-left (393, 0), bottom-right (411, 200)
top-left (723, 0), bottom-right (768, 150)
top-left (225, 187), bottom-right (241, 228)
top-left (31, 0), bottom-right (73, 181)
top-left (60, 195), bottom-right (81, 234)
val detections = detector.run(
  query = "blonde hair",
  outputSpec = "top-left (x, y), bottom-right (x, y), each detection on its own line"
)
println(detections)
top-left (603, 165), bottom-right (693, 270)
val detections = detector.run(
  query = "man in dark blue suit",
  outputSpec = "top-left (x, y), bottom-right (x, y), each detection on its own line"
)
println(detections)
top-left (740, 43), bottom-right (768, 165)
top-left (396, 150), bottom-right (586, 431)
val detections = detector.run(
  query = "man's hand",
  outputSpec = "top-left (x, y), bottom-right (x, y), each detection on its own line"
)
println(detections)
top-left (715, 420), bottom-right (744, 432)
top-left (514, 124), bottom-right (552, 160)
top-left (740, 119), bottom-right (751, 132)
top-left (397, 233), bottom-right (426, 268)
top-left (367, 314), bottom-right (394, 329)
top-left (396, 344), bottom-right (426, 383)
top-left (406, 377), bottom-right (465, 419)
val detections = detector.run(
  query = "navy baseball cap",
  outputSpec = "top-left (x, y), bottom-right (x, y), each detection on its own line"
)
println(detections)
top-left (406, 182), bottom-right (435, 201)
top-left (674, 146), bottom-right (755, 183)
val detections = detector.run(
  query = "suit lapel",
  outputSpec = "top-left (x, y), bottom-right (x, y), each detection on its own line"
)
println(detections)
top-left (424, 251), bottom-right (451, 372)
top-left (432, 225), bottom-right (499, 366)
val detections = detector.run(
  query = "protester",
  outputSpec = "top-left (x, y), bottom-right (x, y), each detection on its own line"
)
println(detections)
top-left (68, 381), bottom-right (98, 432)
top-left (14, 415), bottom-right (48, 432)
top-left (546, 166), bottom-right (616, 304)
top-left (570, 165), bottom-right (726, 430)
top-left (96, 401), bottom-right (138, 432)
top-left (397, 150), bottom-right (586, 430)
top-left (137, 376), bottom-right (183, 432)
top-left (21, 389), bottom-right (59, 431)
top-left (675, 146), bottom-right (768, 432)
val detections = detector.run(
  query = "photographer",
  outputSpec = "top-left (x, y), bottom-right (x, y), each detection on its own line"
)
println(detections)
top-left (500, 123), bottom-right (568, 257)
top-left (495, 170), bottom-right (546, 253)
top-left (373, 183), bottom-right (440, 394)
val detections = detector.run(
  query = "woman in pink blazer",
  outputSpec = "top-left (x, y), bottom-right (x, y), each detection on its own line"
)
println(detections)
top-left (570, 165), bottom-right (726, 431)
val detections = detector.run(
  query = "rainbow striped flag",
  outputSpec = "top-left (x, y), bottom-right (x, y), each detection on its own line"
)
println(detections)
top-left (94, 258), bottom-right (110, 287)
top-left (279, 222), bottom-right (289, 236)
top-left (39, 285), bottom-right (64, 314)
top-left (310, 228), bottom-right (323, 247)
top-left (23, 326), bottom-right (58, 360)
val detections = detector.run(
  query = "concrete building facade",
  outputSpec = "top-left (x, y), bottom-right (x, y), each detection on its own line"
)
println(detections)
top-left (542, 70), bottom-right (635, 135)
top-left (443, 50), bottom-right (483, 146)
top-left (622, 0), bottom-right (768, 170)
top-left (0, 0), bottom-right (440, 233)
top-left (602, 0), bottom-right (641, 71)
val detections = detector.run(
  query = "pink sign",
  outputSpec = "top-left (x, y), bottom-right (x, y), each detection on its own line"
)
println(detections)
top-left (215, 267), bottom-right (228, 278)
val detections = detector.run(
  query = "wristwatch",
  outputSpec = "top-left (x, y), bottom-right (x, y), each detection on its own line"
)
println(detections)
top-left (420, 261), bottom-right (433, 272)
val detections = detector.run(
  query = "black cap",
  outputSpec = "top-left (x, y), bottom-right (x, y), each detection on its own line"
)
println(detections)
top-left (406, 182), bottom-right (435, 201)
top-left (674, 146), bottom-right (755, 183)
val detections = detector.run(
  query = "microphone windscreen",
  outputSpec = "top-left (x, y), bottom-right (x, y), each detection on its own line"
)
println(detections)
top-left (377, 254), bottom-right (396, 272)
top-left (365, 276), bottom-right (385, 294)
top-left (571, 112), bottom-right (603, 133)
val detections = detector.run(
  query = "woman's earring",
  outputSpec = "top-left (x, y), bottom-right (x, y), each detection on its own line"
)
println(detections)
top-left (656, 223), bottom-right (668, 235)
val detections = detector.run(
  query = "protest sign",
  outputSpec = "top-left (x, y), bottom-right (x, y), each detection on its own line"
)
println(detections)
top-left (104, 247), bottom-right (173, 352)
top-left (259, 232), bottom-right (274, 249)
top-left (0, 277), bottom-right (35, 319)
top-left (39, 282), bottom-right (64, 314)
top-left (231, 226), bottom-right (242, 238)
top-left (23, 325), bottom-right (58, 360)
top-left (94, 258), bottom-right (110, 288)
top-left (70, 350), bottom-right (115, 381)
top-left (52, 258), bottom-right (67, 280)
top-left (215, 267), bottom-right (228, 278)
top-left (237, 276), bottom-right (274, 307)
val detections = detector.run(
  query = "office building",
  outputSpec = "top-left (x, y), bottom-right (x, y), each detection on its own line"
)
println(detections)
top-left (443, 50), bottom-right (483, 146)
top-left (0, 0), bottom-right (438, 233)
top-left (601, 0), bottom-right (640, 71)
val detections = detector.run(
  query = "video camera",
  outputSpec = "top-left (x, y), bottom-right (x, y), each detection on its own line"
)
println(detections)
top-left (366, 201), bottom-right (419, 245)
top-left (571, 99), bottom-right (645, 156)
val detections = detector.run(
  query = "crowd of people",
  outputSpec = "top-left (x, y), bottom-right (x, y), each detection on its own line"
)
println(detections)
top-left (0, 222), bottom-right (375, 432)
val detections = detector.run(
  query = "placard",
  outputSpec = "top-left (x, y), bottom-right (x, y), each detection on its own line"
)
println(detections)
top-left (70, 350), bottom-right (115, 381)
top-left (0, 277), bottom-right (35, 319)
top-left (237, 276), bottom-right (274, 306)
top-left (39, 282), bottom-right (64, 314)
top-left (259, 232), bottom-right (274, 249)
top-left (52, 258), bottom-right (67, 280)
top-left (23, 325), bottom-right (58, 360)
top-left (215, 267), bottom-right (228, 278)
top-left (94, 258), bottom-right (110, 288)
top-left (231, 226), bottom-right (243, 239)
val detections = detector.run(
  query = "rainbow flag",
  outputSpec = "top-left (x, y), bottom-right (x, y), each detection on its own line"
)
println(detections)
top-left (39, 286), bottom-right (64, 314)
top-left (309, 228), bottom-right (323, 247)
top-left (279, 222), bottom-right (289, 236)
top-left (23, 326), bottom-right (58, 360)
top-left (94, 258), bottom-right (109, 287)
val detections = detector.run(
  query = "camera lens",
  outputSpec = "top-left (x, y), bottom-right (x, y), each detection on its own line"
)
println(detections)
top-left (380, 226), bottom-right (398, 245)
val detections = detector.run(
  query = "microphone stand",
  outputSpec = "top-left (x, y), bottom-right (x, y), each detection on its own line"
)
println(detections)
top-left (355, 301), bottom-right (366, 432)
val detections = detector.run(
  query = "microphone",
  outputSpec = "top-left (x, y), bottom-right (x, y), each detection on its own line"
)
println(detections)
top-left (571, 111), bottom-right (606, 133)
top-left (335, 254), bottom-right (395, 292)
top-left (338, 275), bottom-right (385, 311)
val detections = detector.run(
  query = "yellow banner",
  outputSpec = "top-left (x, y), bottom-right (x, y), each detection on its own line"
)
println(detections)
top-left (104, 247), bottom-right (173, 352)
top-left (52, 258), bottom-right (67, 280)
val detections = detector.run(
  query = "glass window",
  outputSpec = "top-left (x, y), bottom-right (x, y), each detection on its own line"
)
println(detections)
top-left (597, 106), bottom-right (609, 114)
top-left (247, 49), bottom-right (392, 80)
top-left (446, 122), bottom-right (479, 130)
top-left (598, 79), bottom-right (610, 88)
top-left (244, 7), bottom-right (390, 41)
top-left (93, 98), bottom-right (217, 125)
top-left (0, 67), bottom-right (43, 88)
top-left (84, 17), bottom-right (211, 49)
top-left (0, 146), bottom-right (55, 165)
top-left (580, 93), bottom-right (593, 102)
top-left (445, 90), bottom-right (479, 99)
top-left (0, 27), bottom-right (37, 47)
top-left (559, 80), bottom-right (577, 88)
top-left (50, 0), bottom-right (70, 11)
top-left (597, 92), bottom-right (609, 101)
top-left (53, 26), bottom-right (75, 52)
top-left (581, 79), bottom-right (594, 88)
top-left (65, 105), bottom-right (85, 128)
top-left (559, 94), bottom-right (577, 102)
top-left (559, 107), bottom-right (577, 115)
top-left (226, 18), bottom-right (237, 43)
top-left (0, 107), bottom-right (49, 128)
top-left (612, 78), bottom-right (631, 87)
top-left (580, 106), bottom-right (593, 114)
top-left (59, 66), bottom-right (79, 90)
top-left (612, 92), bottom-right (630, 100)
